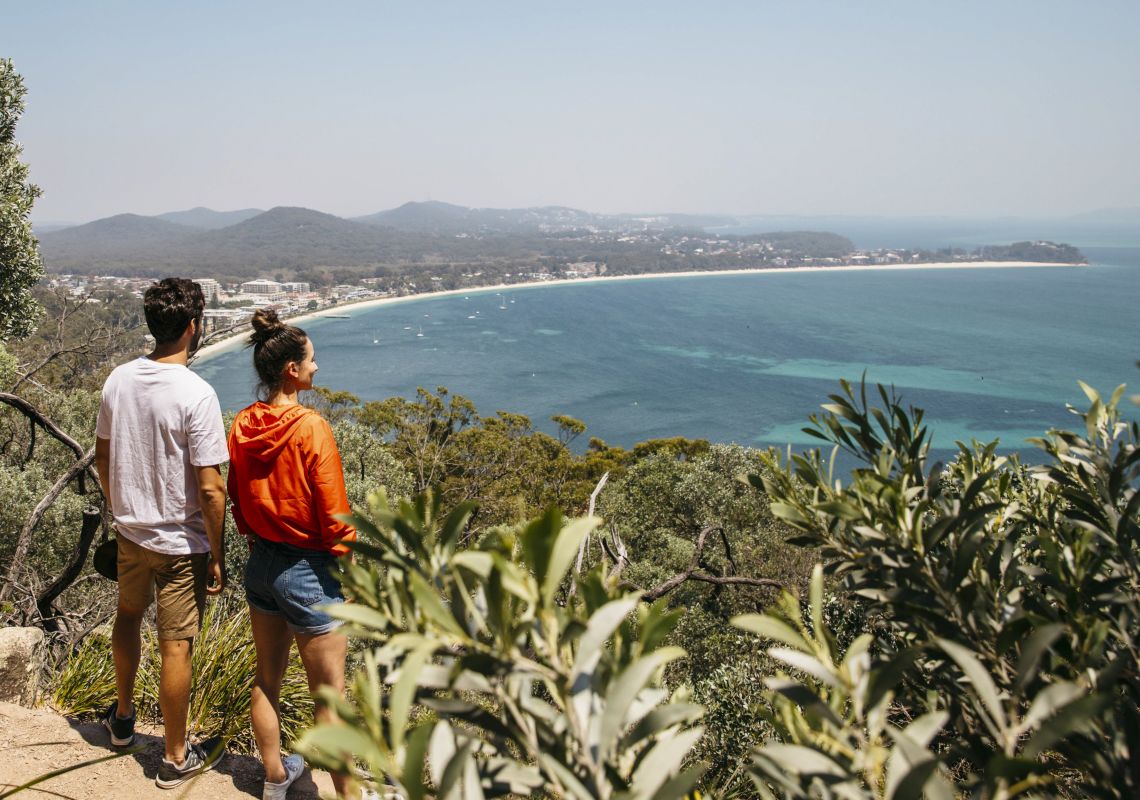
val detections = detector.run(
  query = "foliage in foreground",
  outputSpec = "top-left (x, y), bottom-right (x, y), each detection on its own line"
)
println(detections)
top-left (746, 379), bottom-right (1138, 799)
top-left (296, 493), bottom-right (706, 799)
top-left (53, 599), bottom-right (314, 754)
top-left (296, 373), bottom-right (1137, 800)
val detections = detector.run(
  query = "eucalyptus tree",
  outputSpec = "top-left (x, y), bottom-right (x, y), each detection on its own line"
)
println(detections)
top-left (0, 58), bottom-right (44, 342)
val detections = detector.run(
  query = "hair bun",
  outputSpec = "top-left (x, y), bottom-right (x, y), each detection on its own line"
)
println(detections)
top-left (249, 308), bottom-right (284, 344)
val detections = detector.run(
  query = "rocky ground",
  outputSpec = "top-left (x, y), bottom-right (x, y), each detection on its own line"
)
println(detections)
top-left (0, 702), bottom-right (337, 799)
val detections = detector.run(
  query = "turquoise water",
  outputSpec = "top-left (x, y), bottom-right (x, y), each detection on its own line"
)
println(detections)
top-left (196, 246), bottom-right (1138, 462)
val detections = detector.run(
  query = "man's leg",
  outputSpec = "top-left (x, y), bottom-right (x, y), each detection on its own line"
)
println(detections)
top-left (249, 607), bottom-right (293, 784)
top-left (158, 637), bottom-right (193, 764)
top-left (296, 630), bottom-right (349, 797)
top-left (112, 537), bottom-right (154, 720)
top-left (111, 606), bottom-right (144, 719)
top-left (154, 551), bottom-right (209, 765)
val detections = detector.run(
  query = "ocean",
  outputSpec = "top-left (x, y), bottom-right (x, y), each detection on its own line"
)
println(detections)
top-left (195, 245), bottom-right (1138, 465)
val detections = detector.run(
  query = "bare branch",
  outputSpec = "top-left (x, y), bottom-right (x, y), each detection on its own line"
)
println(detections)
top-left (716, 526), bottom-right (739, 574)
top-left (25, 414), bottom-right (35, 465)
top-left (608, 524), bottom-right (784, 602)
top-left (0, 391), bottom-right (99, 496)
top-left (0, 392), bottom-right (85, 459)
top-left (601, 522), bottom-right (631, 581)
top-left (569, 472), bottom-right (611, 599)
top-left (651, 572), bottom-right (783, 598)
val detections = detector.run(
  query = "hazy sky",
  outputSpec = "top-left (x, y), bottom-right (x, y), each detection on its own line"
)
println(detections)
top-left (6, 1), bottom-right (1139, 223)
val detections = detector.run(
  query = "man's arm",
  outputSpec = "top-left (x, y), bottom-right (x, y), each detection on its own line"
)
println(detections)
top-left (94, 437), bottom-right (112, 514)
top-left (196, 464), bottom-right (227, 595)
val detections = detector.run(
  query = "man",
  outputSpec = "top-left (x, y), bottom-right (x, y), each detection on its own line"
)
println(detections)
top-left (94, 278), bottom-right (229, 789)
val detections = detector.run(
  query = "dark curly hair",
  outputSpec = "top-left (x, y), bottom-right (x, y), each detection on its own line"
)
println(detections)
top-left (144, 278), bottom-right (205, 344)
top-left (247, 308), bottom-right (309, 399)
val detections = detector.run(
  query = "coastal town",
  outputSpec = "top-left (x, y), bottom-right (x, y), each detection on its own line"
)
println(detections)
top-left (45, 234), bottom-right (1083, 341)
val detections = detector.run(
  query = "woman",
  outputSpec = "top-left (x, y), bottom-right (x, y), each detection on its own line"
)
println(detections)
top-left (228, 309), bottom-right (357, 800)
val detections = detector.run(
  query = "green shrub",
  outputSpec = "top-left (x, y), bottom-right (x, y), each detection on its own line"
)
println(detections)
top-left (743, 378), bottom-right (1138, 799)
top-left (689, 652), bottom-right (772, 796)
top-left (295, 491), bottom-right (707, 799)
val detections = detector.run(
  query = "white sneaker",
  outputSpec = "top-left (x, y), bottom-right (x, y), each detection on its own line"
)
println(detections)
top-left (262, 753), bottom-right (305, 800)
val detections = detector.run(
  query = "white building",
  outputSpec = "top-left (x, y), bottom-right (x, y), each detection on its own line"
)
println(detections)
top-left (193, 278), bottom-right (222, 302)
top-left (282, 281), bottom-right (310, 295)
top-left (201, 307), bottom-right (254, 333)
top-left (329, 284), bottom-right (362, 300)
top-left (239, 279), bottom-right (286, 302)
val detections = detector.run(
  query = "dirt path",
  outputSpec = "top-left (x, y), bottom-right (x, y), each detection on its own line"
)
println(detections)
top-left (0, 703), bottom-right (337, 799)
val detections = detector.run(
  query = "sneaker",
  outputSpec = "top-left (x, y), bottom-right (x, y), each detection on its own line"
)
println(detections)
top-left (262, 753), bottom-right (305, 800)
top-left (102, 702), bottom-right (136, 748)
top-left (155, 736), bottom-right (225, 789)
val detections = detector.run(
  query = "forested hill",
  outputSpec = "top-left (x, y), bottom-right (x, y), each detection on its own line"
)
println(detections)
top-left (353, 200), bottom-right (735, 234)
top-left (154, 206), bottom-right (264, 229)
top-left (979, 240), bottom-right (1084, 263)
top-left (37, 201), bottom-right (1082, 286)
top-left (36, 203), bottom-right (853, 282)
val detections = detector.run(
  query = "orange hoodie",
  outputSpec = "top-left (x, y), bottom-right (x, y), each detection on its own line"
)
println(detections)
top-left (227, 402), bottom-right (355, 554)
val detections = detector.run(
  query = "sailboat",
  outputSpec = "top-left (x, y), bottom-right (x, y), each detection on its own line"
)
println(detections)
top-left (416, 326), bottom-right (425, 338)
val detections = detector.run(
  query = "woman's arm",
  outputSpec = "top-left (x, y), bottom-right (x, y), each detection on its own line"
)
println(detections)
top-left (308, 417), bottom-right (356, 550)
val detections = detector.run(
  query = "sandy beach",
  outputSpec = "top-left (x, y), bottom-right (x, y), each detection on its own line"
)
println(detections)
top-left (192, 260), bottom-right (1084, 364)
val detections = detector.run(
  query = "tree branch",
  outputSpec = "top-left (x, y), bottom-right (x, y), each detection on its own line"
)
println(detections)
top-left (608, 524), bottom-right (784, 602)
top-left (0, 392), bottom-right (86, 459)
top-left (0, 391), bottom-right (97, 494)
top-left (12, 286), bottom-right (131, 391)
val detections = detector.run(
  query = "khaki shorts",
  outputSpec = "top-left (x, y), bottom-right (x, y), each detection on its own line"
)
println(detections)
top-left (117, 536), bottom-right (208, 640)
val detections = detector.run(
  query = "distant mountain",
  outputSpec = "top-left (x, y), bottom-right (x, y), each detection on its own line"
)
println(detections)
top-left (39, 214), bottom-right (198, 269)
top-left (155, 207), bottom-right (265, 229)
top-left (354, 200), bottom-right (472, 230)
top-left (188, 206), bottom-right (402, 269)
top-left (38, 216), bottom-right (200, 275)
top-left (354, 201), bottom-right (607, 233)
top-left (355, 201), bottom-right (737, 234)
top-left (38, 206), bottom-right (520, 277)
top-left (42, 213), bottom-right (194, 245)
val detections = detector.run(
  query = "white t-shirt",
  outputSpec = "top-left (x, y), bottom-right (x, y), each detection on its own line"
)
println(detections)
top-left (95, 357), bottom-right (229, 555)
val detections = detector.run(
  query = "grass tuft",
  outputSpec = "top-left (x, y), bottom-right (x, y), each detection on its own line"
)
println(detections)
top-left (52, 598), bottom-right (314, 754)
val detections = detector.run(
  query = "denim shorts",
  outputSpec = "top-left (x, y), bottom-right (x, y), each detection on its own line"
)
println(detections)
top-left (244, 537), bottom-right (345, 635)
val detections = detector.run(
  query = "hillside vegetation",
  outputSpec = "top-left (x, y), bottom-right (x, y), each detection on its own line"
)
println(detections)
top-left (38, 202), bottom-right (860, 286)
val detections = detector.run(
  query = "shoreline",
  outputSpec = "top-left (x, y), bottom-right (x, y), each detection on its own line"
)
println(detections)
top-left (193, 260), bottom-right (1085, 364)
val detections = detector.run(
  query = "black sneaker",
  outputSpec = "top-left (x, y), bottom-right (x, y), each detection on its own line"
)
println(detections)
top-left (155, 736), bottom-right (226, 789)
top-left (102, 702), bottom-right (136, 748)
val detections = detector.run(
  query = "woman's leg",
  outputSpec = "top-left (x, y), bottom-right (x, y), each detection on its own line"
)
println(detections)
top-left (296, 629), bottom-right (349, 797)
top-left (249, 607), bottom-right (293, 784)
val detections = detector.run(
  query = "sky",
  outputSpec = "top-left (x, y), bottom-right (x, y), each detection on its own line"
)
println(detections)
top-left (5, 1), bottom-right (1140, 224)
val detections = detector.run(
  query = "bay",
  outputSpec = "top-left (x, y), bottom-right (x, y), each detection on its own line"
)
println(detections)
top-left (195, 246), bottom-right (1139, 463)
